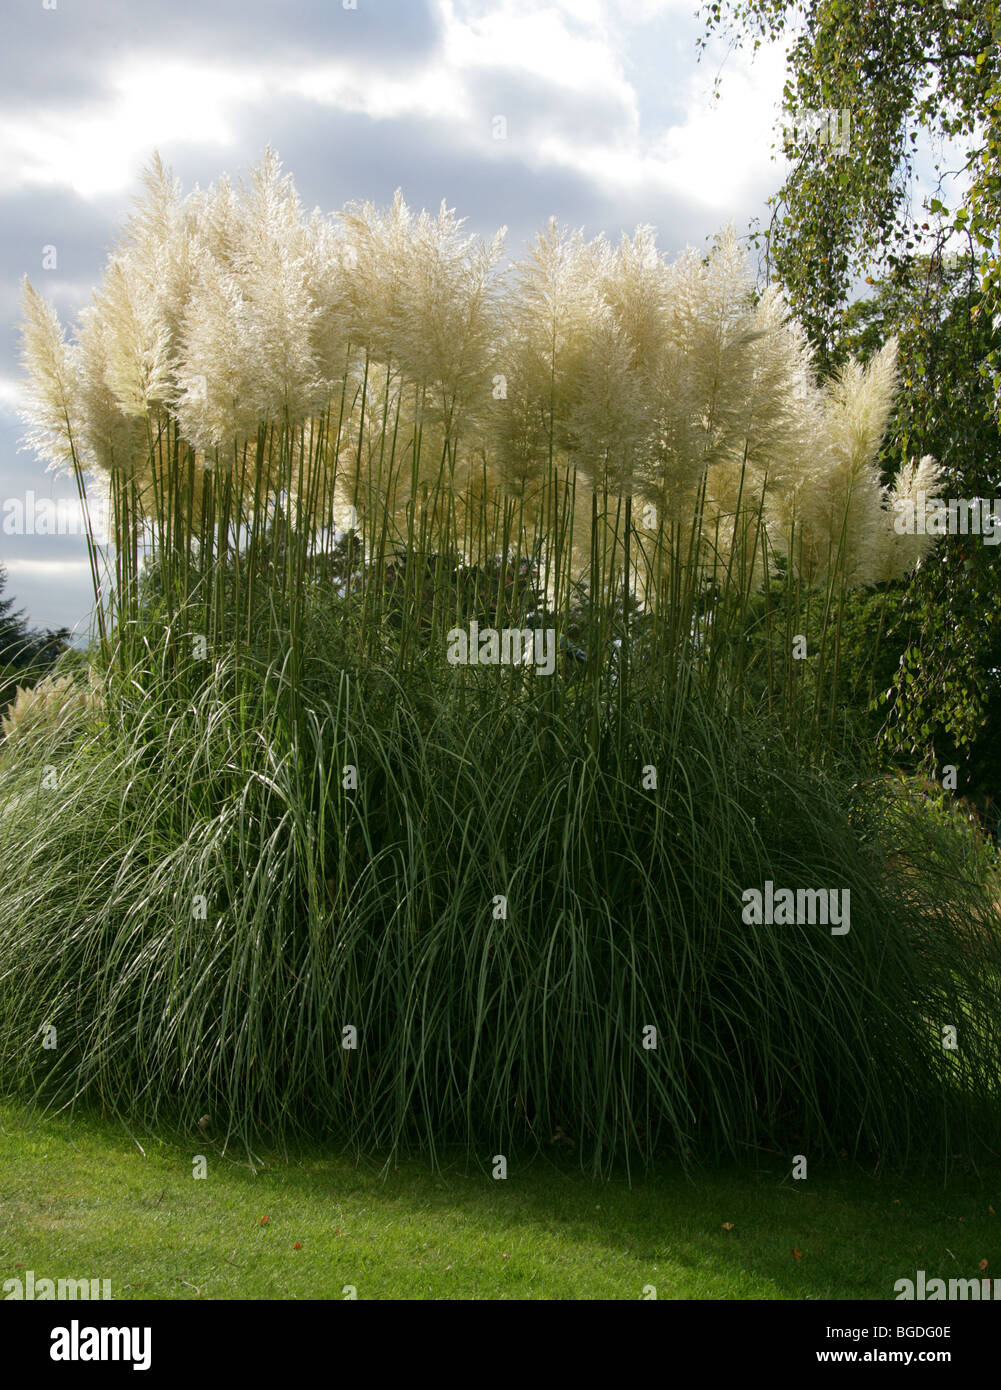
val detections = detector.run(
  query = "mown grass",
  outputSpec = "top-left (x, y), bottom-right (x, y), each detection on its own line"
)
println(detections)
top-left (2, 1101), bottom-right (999, 1300)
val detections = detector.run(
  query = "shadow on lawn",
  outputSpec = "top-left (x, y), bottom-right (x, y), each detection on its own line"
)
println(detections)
top-left (3, 1100), bottom-right (998, 1300)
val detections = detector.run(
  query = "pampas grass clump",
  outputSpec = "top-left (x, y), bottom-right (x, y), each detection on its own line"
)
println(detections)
top-left (3, 152), bottom-right (998, 1170)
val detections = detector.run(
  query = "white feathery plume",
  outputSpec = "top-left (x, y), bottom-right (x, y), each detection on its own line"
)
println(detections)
top-left (75, 303), bottom-right (149, 481)
top-left (93, 256), bottom-right (175, 416)
top-left (598, 225), bottom-right (670, 382)
top-left (396, 201), bottom-right (505, 429)
top-left (636, 230), bottom-right (765, 540)
top-left (338, 189), bottom-right (416, 366)
top-left (304, 208), bottom-right (352, 394)
top-left (874, 452), bottom-right (944, 581)
top-left (18, 278), bottom-right (81, 476)
top-left (117, 153), bottom-right (195, 364)
top-left (173, 244), bottom-right (263, 453)
top-left (490, 219), bottom-right (600, 495)
top-left (740, 285), bottom-right (823, 492)
top-left (231, 149), bottom-right (327, 427)
top-left (565, 305), bottom-right (650, 497)
top-left (796, 338), bottom-right (900, 586)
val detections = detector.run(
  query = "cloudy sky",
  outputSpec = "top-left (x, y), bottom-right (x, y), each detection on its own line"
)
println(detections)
top-left (0, 0), bottom-right (802, 638)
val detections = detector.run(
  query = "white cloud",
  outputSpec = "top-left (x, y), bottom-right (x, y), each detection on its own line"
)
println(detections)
top-left (0, 62), bottom-right (255, 199)
top-left (289, 61), bottom-right (461, 124)
top-left (0, 377), bottom-right (27, 419)
top-left (2, 558), bottom-right (93, 577)
top-left (443, 1), bottom-right (632, 106)
top-left (649, 40), bottom-right (793, 210)
top-left (0, 0), bottom-right (791, 220)
top-left (430, 1), bottom-right (792, 215)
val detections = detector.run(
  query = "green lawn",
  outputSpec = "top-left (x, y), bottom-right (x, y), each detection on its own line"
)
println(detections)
top-left (1, 1101), bottom-right (998, 1300)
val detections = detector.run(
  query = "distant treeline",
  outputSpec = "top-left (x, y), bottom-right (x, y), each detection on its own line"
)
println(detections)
top-left (0, 563), bottom-right (72, 712)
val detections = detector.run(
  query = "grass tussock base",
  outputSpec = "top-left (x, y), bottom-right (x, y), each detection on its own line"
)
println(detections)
top-left (1, 619), bottom-right (999, 1174)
